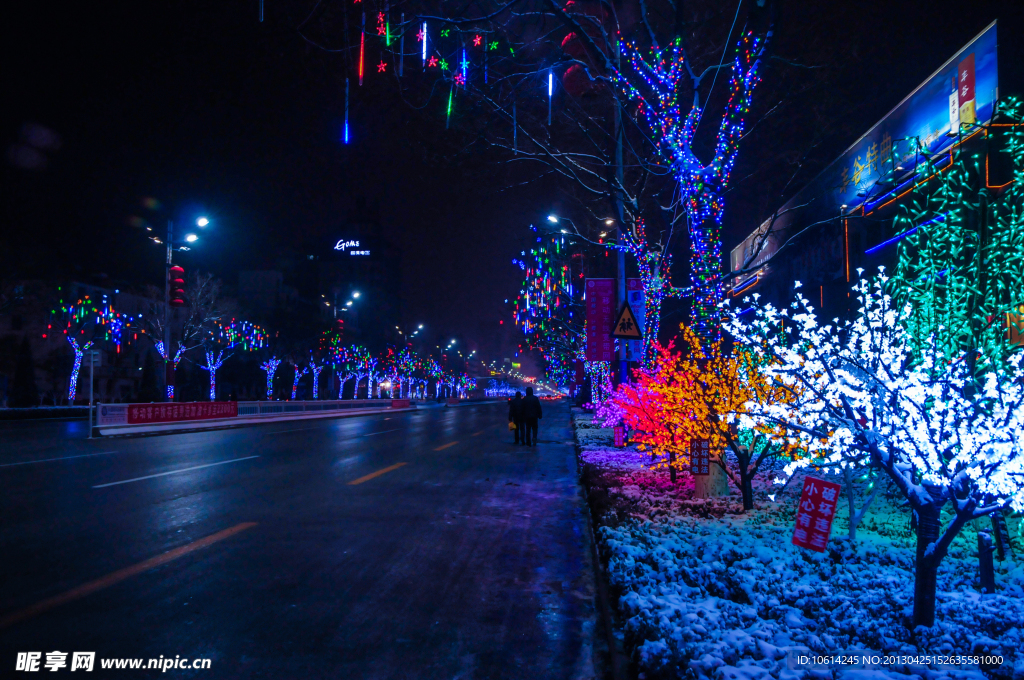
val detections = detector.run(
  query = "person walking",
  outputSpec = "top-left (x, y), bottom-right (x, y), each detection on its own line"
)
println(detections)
top-left (508, 391), bottom-right (524, 445)
top-left (520, 387), bottom-right (542, 446)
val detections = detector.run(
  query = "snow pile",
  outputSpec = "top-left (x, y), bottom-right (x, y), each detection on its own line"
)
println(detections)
top-left (573, 411), bottom-right (1024, 680)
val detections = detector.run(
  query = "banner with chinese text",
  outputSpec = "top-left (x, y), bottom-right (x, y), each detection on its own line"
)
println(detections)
top-left (585, 278), bottom-right (615, 361)
top-left (126, 402), bottom-right (238, 425)
top-left (792, 476), bottom-right (842, 552)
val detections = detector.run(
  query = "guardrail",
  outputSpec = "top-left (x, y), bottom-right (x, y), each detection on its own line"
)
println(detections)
top-left (94, 399), bottom-right (414, 436)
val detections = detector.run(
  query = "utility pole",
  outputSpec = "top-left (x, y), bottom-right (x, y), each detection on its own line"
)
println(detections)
top-left (612, 37), bottom-right (628, 386)
top-left (164, 219), bottom-right (174, 401)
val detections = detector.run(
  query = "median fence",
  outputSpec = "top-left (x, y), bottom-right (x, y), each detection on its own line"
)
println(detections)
top-left (94, 399), bottom-right (415, 436)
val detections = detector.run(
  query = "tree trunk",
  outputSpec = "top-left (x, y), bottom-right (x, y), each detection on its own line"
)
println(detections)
top-left (694, 462), bottom-right (730, 499)
top-left (740, 473), bottom-right (754, 511)
top-left (913, 503), bottom-right (942, 628)
top-left (844, 467), bottom-right (858, 540)
top-left (668, 449), bottom-right (677, 483)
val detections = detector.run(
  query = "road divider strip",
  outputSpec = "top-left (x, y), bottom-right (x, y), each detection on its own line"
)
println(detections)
top-left (433, 441), bottom-right (459, 451)
top-left (0, 522), bottom-right (257, 629)
top-left (348, 462), bottom-right (407, 485)
top-left (92, 456), bottom-right (260, 488)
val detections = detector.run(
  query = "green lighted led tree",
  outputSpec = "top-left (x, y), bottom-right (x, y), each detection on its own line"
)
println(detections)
top-left (891, 98), bottom-right (1024, 365)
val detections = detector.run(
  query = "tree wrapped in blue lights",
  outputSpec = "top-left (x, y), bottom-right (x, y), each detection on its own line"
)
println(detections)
top-left (199, 347), bottom-right (231, 401)
top-left (259, 357), bottom-right (282, 400)
top-left (51, 293), bottom-right (137, 402)
top-left (617, 23), bottom-right (773, 341)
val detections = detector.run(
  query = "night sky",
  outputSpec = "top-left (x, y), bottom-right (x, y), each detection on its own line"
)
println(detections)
top-left (3, 0), bottom-right (1022, 360)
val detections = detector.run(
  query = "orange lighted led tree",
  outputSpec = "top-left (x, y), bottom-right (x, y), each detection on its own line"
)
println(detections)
top-left (610, 326), bottom-right (801, 510)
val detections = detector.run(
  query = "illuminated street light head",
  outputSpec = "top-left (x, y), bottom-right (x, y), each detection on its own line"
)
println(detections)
top-left (346, 301), bottom-right (353, 306)
top-left (353, 291), bottom-right (361, 298)
top-left (546, 215), bottom-right (558, 224)
top-left (196, 217), bottom-right (210, 227)
top-left (185, 233), bottom-right (199, 243)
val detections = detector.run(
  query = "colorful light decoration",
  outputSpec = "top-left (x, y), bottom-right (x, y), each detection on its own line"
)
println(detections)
top-left (344, 77), bottom-right (350, 144)
top-left (260, 357), bottom-right (282, 400)
top-left (359, 11), bottom-right (365, 86)
top-left (421, 22), bottom-right (427, 65)
top-left (616, 30), bottom-right (770, 341)
top-left (199, 348), bottom-right (230, 401)
top-left (215, 318), bottom-right (269, 351)
top-left (512, 228), bottom-right (585, 389)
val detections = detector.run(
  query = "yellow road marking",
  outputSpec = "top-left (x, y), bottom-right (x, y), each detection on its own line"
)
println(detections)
top-left (348, 462), bottom-right (407, 485)
top-left (433, 441), bottom-right (459, 451)
top-left (471, 431), bottom-right (484, 437)
top-left (0, 522), bottom-right (257, 629)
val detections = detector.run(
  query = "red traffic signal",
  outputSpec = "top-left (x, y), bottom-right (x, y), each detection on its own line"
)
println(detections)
top-left (169, 265), bottom-right (186, 307)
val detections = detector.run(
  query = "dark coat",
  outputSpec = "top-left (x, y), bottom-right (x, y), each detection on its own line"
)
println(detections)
top-left (509, 395), bottom-right (523, 421)
top-left (521, 394), bottom-right (542, 420)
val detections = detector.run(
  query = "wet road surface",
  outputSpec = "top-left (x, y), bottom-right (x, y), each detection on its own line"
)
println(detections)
top-left (0, 402), bottom-right (600, 678)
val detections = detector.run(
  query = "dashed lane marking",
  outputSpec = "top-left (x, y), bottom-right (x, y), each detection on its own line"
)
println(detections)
top-left (92, 456), bottom-right (260, 488)
top-left (433, 441), bottom-right (459, 451)
top-left (347, 462), bottom-right (408, 485)
top-left (0, 522), bottom-right (257, 629)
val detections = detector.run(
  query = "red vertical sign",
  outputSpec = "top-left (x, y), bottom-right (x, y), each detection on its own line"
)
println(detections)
top-left (957, 52), bottom-right (976, 125)
top-left (792, 475), bottom-right (842, 553)
top-left (586, 278), bottom-right (615, 361)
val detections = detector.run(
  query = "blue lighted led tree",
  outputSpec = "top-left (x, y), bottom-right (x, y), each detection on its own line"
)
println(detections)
top-left (617, 16), bottom-right (773, 341)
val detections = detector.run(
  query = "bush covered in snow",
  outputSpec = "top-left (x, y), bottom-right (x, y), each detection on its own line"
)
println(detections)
top-left (574, 411), bottom-right (1024, 680)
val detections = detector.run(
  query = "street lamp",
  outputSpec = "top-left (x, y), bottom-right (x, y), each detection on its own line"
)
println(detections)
top-left (196, 217), bottom-right (210, 227)
top-left (547, 214), bottom-right (559, 223)
top-left (185, 233), bottom-right (199, 243)
top-left (353, 291), bottom-right (361, 298)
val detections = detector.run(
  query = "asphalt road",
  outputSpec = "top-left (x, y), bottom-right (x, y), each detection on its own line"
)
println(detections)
top-left (0, 402), bottom-right (601, 679)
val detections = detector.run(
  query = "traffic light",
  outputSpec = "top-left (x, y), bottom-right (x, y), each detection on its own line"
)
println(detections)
top-left (169, 265), bottom-right (186, 307)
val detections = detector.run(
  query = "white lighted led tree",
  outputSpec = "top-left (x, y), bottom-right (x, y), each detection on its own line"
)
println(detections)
top-left (727, 272), bottom-right (1024, 628)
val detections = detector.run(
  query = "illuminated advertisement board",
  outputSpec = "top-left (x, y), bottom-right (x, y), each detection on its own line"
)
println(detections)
top-left (731, 22), bottom-right (998, 281)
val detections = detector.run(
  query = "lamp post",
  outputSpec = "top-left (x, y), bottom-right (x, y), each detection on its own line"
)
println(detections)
top-left (162, 216), bottom-right (208, 401)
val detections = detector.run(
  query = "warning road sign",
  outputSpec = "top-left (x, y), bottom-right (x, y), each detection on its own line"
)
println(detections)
top-left (611, 301), bottom-right (642, 339)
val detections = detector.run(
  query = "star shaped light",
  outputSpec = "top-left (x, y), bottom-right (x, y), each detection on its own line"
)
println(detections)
top-left (454, 73), bottom-right (465, 86)
top-left (416, 29), bottom-right (425, 41)
top-left (377, 61), bottom-right (386, 72)
top-left (441, 28), bottom-right (450, 37)
top-left (473, 35), bottom-right (482, 47)
top-left (490, 41), bottom-right (499, 50)
top-left (439, 58), bottom-right (449, 71)
top-left (428, 55), bottom-right (438, 68)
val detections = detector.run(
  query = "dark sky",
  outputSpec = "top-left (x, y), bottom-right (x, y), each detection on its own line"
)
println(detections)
top-left (3, 0), bottom-right (1022, 359)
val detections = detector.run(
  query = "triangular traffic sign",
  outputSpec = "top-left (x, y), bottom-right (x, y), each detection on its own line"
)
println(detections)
top-left (611, 301), bottom-right (642, 339)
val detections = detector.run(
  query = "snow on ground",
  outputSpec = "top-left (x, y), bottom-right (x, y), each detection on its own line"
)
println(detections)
top-left (573, 411), bottom-right (1024, 680)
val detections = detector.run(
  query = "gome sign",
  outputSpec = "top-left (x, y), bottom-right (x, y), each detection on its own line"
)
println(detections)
top-left (334, 239), bottom-right (371, 256)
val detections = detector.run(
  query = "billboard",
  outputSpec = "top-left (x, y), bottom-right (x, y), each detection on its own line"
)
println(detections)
top-left (730, 22), bottom-right (998, 282)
